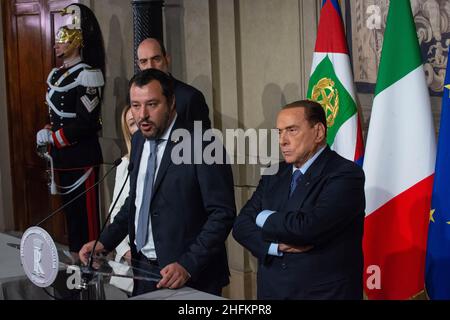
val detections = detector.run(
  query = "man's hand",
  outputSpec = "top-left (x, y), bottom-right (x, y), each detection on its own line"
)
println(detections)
top-left (79, 240), bottom-right (105, 265)
top-left (157, 262), bottom-right (190, 290)
top-left (278, 243), bottom-right (314, 253)
top-left (121, 250), bottom-right (132, 265)
top-left (36, 128), bottom-right (54, 146)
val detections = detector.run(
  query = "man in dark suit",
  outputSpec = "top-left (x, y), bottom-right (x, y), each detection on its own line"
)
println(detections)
top-left (137, 38), bottom-right (211, 128)
top-left (233, 100), bottom-right (365, 300)
top-left (79, 69), bottom-right (235, 296)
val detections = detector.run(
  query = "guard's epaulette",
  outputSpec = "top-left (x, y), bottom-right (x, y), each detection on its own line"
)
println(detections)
top-left (77, 68), bottom-right (105, 87)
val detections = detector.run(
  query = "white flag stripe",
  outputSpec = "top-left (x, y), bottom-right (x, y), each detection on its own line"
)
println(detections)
top-left (363, 66), bottom-right (436, 216)
top-left (330, 114), bottom-right (358, 161)
top-left (310, 53), bottom-right (325, 75)
top-left (311, 52), bottom-right (357, 102)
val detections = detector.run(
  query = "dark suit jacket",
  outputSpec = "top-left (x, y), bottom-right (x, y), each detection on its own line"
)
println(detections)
top-left (100, 117), bottom-right (235, 293)
top-left (233, 146), bottom-right (365, 300)
top-left (173, 76), bottom-right (211, 129)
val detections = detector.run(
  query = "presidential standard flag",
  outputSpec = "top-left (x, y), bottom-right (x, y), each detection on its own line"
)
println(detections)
top-left (425, 56), bottom-right (450, 300)
top-left (363, 0), bottom-right (436, 300)
top-left (307, 0), bottom-right (364, 164)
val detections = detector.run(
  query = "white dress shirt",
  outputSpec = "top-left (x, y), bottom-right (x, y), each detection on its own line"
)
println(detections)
top-left (109, 156), bottom-right (133, 293)
top-left (134, 115), bottom-right (177, 259)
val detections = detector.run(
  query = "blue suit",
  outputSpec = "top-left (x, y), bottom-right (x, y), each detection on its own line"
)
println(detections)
top-left (233, 146), bottom-right (365, 299)
top-left (100, 117), bottom-right (235, 295)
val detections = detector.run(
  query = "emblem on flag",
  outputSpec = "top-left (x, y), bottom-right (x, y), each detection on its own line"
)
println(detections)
top-left (307, 0), bottom-right (364, 164)
top-left (311, 78), bottom-right (340, 127)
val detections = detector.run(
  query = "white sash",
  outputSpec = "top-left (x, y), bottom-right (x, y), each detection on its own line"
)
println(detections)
top-left (46, 63), bottom-right (89, 119)
top-left (44, 152), bottom-right (94, 195)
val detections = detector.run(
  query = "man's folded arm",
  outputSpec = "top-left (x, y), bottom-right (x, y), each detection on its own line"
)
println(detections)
top-left (233, 176), bottom-right (276, 261)
top-left (261, 168), bottom-right (365, 246)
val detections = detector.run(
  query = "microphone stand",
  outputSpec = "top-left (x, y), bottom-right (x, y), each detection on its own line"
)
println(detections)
top-left (34, 158), bottom-right (122, 300)
top-left (81, 163), bottom-right (132, 300)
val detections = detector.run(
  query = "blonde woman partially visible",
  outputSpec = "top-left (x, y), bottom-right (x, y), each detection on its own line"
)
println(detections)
top-left (121, 105), bottom-right (137, 158)
top-left (109, 105), bottom-right (138, 294)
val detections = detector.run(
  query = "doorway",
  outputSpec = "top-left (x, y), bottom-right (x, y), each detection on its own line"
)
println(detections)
top-left (2, 0), bottom-right (78, 244)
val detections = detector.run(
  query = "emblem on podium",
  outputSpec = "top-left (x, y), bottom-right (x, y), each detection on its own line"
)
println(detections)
top-left (20, 227), bottom-right (59, 288)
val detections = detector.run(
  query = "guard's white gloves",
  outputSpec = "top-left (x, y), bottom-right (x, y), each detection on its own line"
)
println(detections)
top-left (36, 129), bottom-right (54, 146)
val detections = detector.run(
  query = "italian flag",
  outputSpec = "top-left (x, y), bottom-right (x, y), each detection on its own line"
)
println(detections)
top-left (363, 0), bottom-right (436, 299)
top-left (307, 0), bottom-right (364, 164)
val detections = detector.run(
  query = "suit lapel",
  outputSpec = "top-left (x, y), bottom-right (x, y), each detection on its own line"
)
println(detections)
top-left (151, 117), bottom-right (184, 198)
top-left (152, 141), bottom-right (174, 198)
top-left (285, 146), bottom-right (332, 211)
top-left (267, 164), bottom-right (291, 210)
top-left (129, 132), bottom-right (145, 242)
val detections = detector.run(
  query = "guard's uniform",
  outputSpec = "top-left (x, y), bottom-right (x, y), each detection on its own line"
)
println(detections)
top-left (46, 61), bottom-right (103, 252)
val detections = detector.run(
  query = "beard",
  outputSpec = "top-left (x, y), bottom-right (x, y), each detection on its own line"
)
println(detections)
top-left (139, 109), bottom-right (171, 140)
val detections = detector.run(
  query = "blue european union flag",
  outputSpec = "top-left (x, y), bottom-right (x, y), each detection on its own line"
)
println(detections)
top-left (425, 56), bottom-right (450, 300)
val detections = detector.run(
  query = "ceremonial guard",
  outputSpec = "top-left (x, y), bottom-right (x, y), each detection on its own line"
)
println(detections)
top-left (36, 3), bottom-right (105, 253)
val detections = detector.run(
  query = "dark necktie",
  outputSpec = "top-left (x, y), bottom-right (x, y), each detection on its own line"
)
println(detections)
top-left (136, 139), bottom-right (160, 252)
top-left (289, 169), bottom-right (303, 198)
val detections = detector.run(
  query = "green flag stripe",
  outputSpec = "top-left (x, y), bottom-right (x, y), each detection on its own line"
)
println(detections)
top-left (375, 0), bottom-right (422, 96)
top-left (307, 56), bottom-right (357, 146)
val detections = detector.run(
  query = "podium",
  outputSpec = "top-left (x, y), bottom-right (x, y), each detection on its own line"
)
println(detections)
top-left (0, 232), bottom-right (127, 300)
top-left (7, 227), bottom-right (229, 300)
top-left (10, 227), bottom-right (227, 300)
top-left (0, 232), bottom-right (53, 299)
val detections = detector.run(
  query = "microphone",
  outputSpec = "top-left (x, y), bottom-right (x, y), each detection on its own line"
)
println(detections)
top-left (36, 158), bottom-right (123, 227)
top-left (87, 160), bottom-right (133, 270)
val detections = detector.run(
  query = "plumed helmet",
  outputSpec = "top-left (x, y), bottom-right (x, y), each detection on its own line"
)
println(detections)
top-left (56, 3), bottom-right (105, 74)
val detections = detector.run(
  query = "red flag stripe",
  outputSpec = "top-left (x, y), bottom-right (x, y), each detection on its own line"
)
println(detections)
top-left (354, 114), bottom-right (364, 162)
top-left (315, 0), bottom-right (348, 53)
top-left (85, 169), bottom-right (99, 241)
top-left (363, 175), bottom-right (434, 299)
